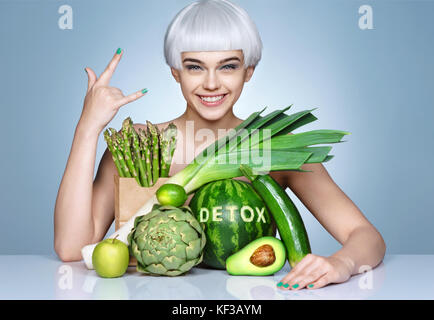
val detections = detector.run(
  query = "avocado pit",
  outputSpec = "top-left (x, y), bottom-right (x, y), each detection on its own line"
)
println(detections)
top-left (249, 244), bottom-right (276, 267)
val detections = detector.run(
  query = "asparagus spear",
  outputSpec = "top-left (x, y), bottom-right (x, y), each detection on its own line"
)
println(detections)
top-left (122, 118), bottom-right (141, 186)
top-left (160, 123), bottom-right (177, 177)
top-left (139, 128), bottom-right (153, 187)
top-left (146, 120), bottom-right (160, 185)
top-left (159, 132), bottom-right (169, 178)
top-left (109, 128), bottom-right (121, 146)
top-left (131, 125), bottom-right (148, 187)
top-left (138, 128), bottom-right (151, 186)
top-left (103, 129), bottom-right (125, 177)
top-left (132, 150), bottom-right (143, 186)
top-left (109, 128), bottom-right (131, 178)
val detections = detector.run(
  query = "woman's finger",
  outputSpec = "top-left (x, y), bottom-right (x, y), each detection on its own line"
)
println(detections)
top-left (85, 67), bottom-right (97, 92)
top-left (278, 254), bottom-right (315, 286)
top-left (308, 273), bottom-right (332, 289)
top-left (280, 261), bottom-right (323, 290)
top-left (97, 48), bottom-right (123, 86)
top-left (277, 256), bottom-right (316, 289)
top-left (288, 254), bottom-right (316, 275)
top-left (114, 88), bottom-right (148, 109)
top-left (288, 266), bottom-right (327, 290)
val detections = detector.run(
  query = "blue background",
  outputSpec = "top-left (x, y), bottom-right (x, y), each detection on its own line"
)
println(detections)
top-left (0, 0), bottom-right (433, 255)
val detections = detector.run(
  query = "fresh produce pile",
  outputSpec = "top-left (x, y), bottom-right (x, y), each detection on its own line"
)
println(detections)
top-left (127, 203), bottom-right (206, 276)
top-left (85, 106), bottom-right (350, 278)
top-left (103, 117), bottom-right (177, 187)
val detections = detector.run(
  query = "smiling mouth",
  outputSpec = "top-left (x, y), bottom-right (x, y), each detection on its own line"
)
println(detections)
top-left (198, 94), bottom-right (228, 103)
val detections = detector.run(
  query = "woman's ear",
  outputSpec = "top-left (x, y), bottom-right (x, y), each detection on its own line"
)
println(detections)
top-left (244, 66), bottom-right (255, 83)
top-left (171, 67), bottom-right (181, 83)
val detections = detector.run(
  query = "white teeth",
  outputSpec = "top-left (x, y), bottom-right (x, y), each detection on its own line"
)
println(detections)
top-left (200, 95), bottom-right (225, 102)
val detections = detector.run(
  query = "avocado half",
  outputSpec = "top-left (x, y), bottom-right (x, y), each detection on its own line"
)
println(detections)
top-left (226, 236), bottom-right (286, 276)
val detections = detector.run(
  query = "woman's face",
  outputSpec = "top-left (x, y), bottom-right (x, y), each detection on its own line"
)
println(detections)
top-left (171, 50), bottom-right (255, 121)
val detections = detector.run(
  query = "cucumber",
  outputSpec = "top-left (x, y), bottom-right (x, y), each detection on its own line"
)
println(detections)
top-left (240, 165), bottom-right (311, 267)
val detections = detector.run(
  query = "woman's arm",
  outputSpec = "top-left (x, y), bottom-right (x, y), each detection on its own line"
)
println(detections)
top-left (277, 163), bottom-right (386, 290)
top-left (54, 124), bottom-right (101, 261)
top-left (54, 126), bottom-right (120, 261)
top-left (54, 49), bottom-right (147, 262)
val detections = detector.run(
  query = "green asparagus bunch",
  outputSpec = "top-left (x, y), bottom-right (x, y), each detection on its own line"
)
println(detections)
top-left (103, 117), bottom-right (177, 187)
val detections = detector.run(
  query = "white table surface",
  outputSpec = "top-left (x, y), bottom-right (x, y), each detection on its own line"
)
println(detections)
top-left (0, 255), bottom-right (433, 300)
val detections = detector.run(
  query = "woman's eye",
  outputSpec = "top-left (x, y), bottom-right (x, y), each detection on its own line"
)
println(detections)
top-left (221, 64), bottom-right (238, 70)
top-left (186, 65), bottom-right (202, 71)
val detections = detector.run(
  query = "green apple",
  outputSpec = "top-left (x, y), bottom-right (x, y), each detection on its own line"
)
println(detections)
top-left (92, 236), bottom-right (129, 278)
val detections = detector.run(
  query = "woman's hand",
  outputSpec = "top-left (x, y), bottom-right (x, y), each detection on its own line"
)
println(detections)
top-left (79, 48), bottom-right (147, 134)
top-left (277, 254), bottom-right (355, 290)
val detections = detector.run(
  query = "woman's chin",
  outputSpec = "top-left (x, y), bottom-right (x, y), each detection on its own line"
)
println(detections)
top-left (196, 105), bottom-right (231, 122)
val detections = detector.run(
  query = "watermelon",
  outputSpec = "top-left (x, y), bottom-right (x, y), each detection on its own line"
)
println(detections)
top-left (189, 179), bottom-right (275, 269)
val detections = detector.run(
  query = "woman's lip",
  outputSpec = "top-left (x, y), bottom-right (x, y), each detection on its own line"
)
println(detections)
top-left (197, 94), bottom-right (228, 107)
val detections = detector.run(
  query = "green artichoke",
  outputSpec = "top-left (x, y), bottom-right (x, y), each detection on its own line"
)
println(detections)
top-left (127, 204), bottom-right (206, 276)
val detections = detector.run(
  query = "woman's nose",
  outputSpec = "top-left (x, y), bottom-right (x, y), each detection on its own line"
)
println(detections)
top-left (203, 70), bottom-right (220, 90)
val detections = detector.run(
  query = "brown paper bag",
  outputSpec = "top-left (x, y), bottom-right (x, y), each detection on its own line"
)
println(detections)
top-left (114, 175), bottom-right (171, 266)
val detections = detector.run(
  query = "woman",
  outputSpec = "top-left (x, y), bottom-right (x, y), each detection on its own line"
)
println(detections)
top-left (54, 0), bottom-right (385, 291)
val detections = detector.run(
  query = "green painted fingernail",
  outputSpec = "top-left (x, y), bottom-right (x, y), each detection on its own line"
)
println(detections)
top-left (308, 284), bottom-right (314, 288)
top-left (116, 48), bottom-right (122, 55)
top-left (277, 282), bottom-right (283, 287)
top-left (292, 284), bottom-right (299, 289)
top-left (141, 88), bottom-right (148, 94)
top-left (283, 283), bottom-right (289, 288)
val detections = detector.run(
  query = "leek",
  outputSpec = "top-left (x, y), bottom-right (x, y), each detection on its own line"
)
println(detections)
top-left (168, 106), bottom-right (349, 193)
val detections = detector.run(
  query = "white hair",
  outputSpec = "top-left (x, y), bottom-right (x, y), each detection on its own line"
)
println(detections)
top-left (164, 0), bottom-right (263, 70)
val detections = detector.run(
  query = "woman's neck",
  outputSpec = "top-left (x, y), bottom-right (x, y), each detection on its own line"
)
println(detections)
top-left (170, 105), bottom-right (245, 165)
top-left (177, 105), bottom-right (243, 135)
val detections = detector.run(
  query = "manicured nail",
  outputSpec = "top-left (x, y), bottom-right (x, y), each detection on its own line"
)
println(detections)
top-left (84, 68), bottom-right (88, 74)
top-left (283, 283), bottom-right (289, 288)
top-left (141, 88), bottom-right (148, 94)
top-left (277, 282), bottom-right (283, 287)
top-left (292, 284), bottom-right (299, 289)
top-left (116, 48), bottom-right (122, 55)
top-left (308, 284), bottom-right (314, 288)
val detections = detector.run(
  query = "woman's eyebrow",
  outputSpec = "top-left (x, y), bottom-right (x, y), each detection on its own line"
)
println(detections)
top-left (182, 57), bottom-right (241, 64)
